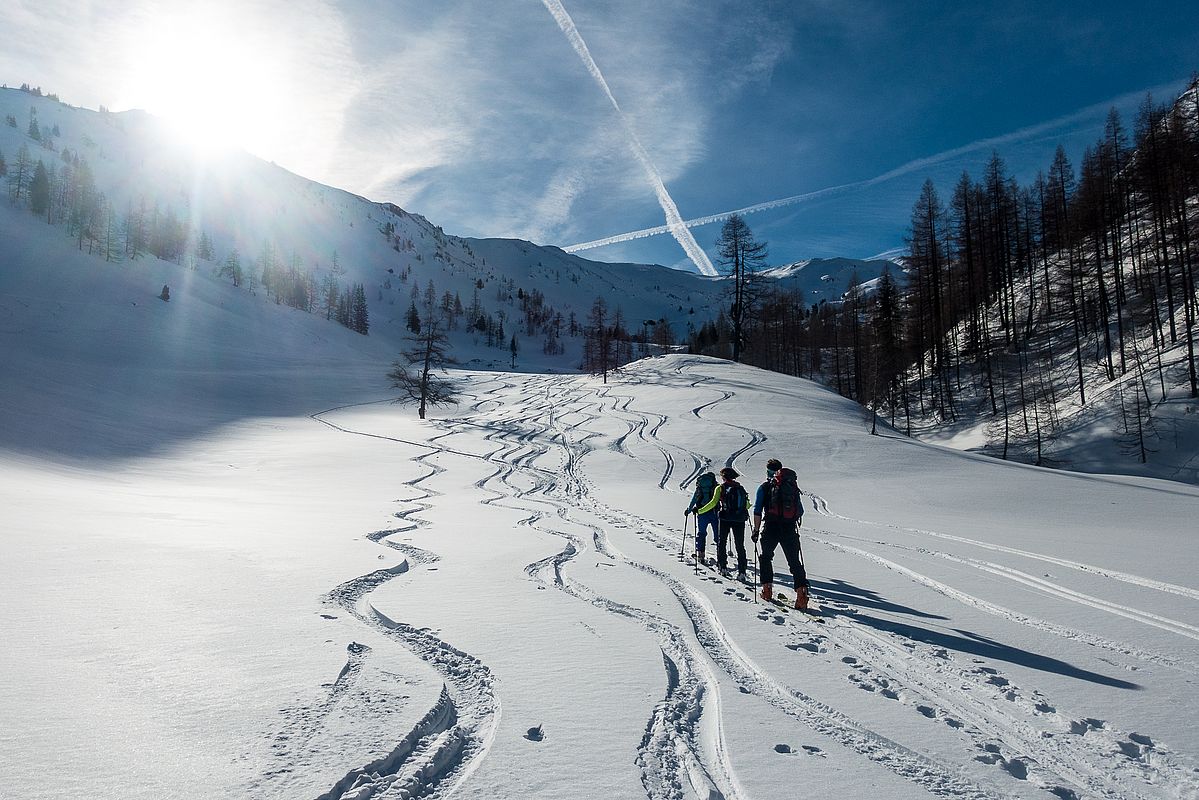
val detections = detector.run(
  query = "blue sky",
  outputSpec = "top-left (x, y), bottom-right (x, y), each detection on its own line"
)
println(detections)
top-left (2, 0), bottom-right (1197, 271)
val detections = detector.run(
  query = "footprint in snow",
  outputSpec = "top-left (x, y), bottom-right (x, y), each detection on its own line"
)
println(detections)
top-left (1118, 740), bottom-right (1145, 759)
top-left (524, 724), bottom-right (545, 742)
top-left (774, 744), bottom-right (793, 754)
top-left (801, 745), bottom-right (825, 757)
top-left (1069, 718), bottom-right (1105, 735)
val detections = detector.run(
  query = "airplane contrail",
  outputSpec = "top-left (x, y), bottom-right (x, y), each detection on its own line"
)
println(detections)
top-left (565, 80), bottom-right (1184, 254)
top-left (540, 0), bottom-right (718, 276)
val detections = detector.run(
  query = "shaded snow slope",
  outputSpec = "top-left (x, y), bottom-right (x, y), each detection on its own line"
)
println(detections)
top-left (0, 203), bottom-right (394, 459)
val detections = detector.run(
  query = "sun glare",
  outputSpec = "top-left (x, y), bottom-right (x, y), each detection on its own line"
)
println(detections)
top-left (118, 8), bottom-right (295, 157)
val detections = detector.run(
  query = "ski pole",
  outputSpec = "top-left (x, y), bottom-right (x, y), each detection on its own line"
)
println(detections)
top-left (798, 526), bottom-right (807, 585)
top-left (679, 514), bottom-right (688, 559)
top-left (752, 532), bottom-right (759, 603)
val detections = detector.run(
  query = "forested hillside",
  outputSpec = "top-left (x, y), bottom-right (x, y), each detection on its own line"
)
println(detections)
top-left (895, 78), bottom-right (1199, 480)
top-left (688, 77), bottom-right (1199, 483)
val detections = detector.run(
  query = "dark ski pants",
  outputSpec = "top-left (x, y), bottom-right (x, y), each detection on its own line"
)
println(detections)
top-left (717, 520), bottom-right (748, 573)
top-left (694, 510), bottom-right (718, 555)
top-left (758, 517), bottom-right (806, 589)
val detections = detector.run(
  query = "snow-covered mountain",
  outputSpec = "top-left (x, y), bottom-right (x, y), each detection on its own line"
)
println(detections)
top-left (0, 87), bottom-right (726, 371)
top-left (4, 87), bottom-right (1199, 800)
top-left (761, 257), bottom-right (903, 304)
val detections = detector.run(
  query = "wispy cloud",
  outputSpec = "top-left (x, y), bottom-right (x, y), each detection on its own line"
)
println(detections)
top-left (539, 0), bottom-right (717, 275)
top-left (565, 79), bottom-right (1187, 254)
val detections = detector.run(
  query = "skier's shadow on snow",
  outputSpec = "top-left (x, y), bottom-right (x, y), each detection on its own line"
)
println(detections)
top-left (804, 577), bottom-right (948, 620)
top-left (767, 575), bottom-right (1139, 688)
top-left (844, 613), bottom-right (1140, 690)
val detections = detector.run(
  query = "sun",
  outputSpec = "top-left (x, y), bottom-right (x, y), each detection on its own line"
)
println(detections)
top-left (117, 7), bottom-right (295, 157)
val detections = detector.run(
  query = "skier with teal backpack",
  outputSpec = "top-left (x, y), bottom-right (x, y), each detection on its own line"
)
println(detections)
top-left (684, 471), bottom-right (719, 565)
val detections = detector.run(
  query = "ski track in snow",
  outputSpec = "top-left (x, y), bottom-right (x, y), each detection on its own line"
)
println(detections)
top-left (802, 496), bottom-right (1199, 667)
top-left (306, 360), bottom-right (1199, 800)
top-left (306, 411), bottom-right (502, 800)
top-left (436, 376), bottom-right (742, 800)
top-left (803, 491), bottom-right (1199, 603)
top-left (434, 373), bottom-right (1009, 799)
top-left (628, 359), bottom-right (1199, 799)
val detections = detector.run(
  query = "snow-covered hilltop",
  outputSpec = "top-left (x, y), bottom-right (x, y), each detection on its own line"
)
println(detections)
top-left (761, 257), bottom-right (902, 305)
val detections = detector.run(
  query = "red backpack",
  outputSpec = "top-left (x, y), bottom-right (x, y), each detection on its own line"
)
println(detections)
top-left (767, 468), bottom-right (803, 521)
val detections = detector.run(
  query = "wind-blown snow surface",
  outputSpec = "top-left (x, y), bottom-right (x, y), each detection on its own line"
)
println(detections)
top-left (4, 222), bottom-right (1199, 799)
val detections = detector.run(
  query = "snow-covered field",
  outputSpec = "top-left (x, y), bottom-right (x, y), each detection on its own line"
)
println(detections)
top-left (4, 260), bottom-right (1199, 798)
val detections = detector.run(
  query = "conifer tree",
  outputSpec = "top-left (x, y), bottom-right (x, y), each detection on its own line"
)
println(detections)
top-left (388, 297), bottom-right (457, 419)
top-left (352, 283), bottom-right (370, 334)
top-left (406, 300), bottom-right (421, 333)
top-left (220, 250), bottom-right (243, 287)
top-left (8, 143), bottom-right (32, 202)
top-left (714, 214), bottom-right (768, 362)
top-left (28, 160), bottom-right (50, 218)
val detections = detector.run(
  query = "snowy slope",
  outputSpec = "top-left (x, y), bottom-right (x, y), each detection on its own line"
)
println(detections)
top-left (3, 181), bottom-right (1199, 800)
top-left (0, 87), bottom-right (725, 371)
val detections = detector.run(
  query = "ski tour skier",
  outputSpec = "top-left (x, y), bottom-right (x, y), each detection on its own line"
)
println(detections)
top-left (751, 458), bottom-right (809, 609)
top-left (714, 467), bottom-right (751, 579)
top-left (684, 471), bottom-right (719, 565)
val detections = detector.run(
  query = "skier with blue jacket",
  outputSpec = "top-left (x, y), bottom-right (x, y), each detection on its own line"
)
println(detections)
top-left (752, 458), bottom-right (808, 609)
